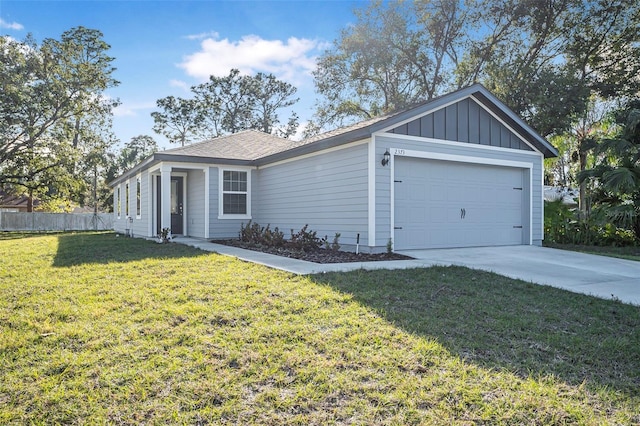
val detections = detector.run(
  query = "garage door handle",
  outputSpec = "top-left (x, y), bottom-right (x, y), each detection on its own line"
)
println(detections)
top-left (461, 208), bottom-right (466, 219)
top-left (394, 226), bottom-right (403, 230)
top-left (513, 225), bottom-right (523, 228)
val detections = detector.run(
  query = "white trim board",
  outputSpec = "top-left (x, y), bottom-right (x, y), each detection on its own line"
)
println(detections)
top-left (391, 148), bottom-right (533, 169)
top-left (367, 137), bottom-right (376, 247)
top-left (204, 167), bottom-right (210, 239)
top-left (373, 132), bottom-right (542, 158)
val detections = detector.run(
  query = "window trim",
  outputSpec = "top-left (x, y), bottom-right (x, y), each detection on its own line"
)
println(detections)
top-left (125, 181), bottom-right (130, 218)
top-left (116, 185), bottom-right (121, 219)
top-left (135, 174), bottom-right (142, 219)
top-left (218, 167), bottom-right (251, 220)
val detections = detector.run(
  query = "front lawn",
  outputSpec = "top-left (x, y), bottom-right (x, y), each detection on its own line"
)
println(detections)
top-left (1, 232), bottom-right (638, 424)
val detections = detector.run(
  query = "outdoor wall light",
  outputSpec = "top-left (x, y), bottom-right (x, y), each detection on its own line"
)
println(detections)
top-left (381, 149), bottom-right (391, 166)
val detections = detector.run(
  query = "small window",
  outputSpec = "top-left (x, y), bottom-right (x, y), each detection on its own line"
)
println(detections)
top-left (220, 170), bottom-right (250, 217)
top-left (116, 186), bottom-right (121, 218)
top-left (125, 182), bottom-right (130, 217)
top-left (136, 177), bottom-right (141, 218)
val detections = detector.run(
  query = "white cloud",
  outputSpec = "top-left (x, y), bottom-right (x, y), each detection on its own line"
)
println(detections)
top-left (178, 34), bottom-right (326, 86)
top-left (114, 101), bottom-right (156, 118)
top-left (0, 18), bottom-right (24, 30)
top-left (169, 79), bottom-right (190, 91)
top-left (184, 31), bottom-right (219, 41)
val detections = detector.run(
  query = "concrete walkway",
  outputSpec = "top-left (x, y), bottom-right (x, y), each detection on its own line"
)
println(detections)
top-left (172, 237), bottom-right (640, 305)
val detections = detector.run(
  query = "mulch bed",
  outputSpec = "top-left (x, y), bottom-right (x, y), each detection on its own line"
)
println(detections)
top-left (211, 239), bottom-right (413, 264)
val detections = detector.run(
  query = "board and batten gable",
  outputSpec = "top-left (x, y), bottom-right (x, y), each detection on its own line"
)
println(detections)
top-left (389, 97), bottom-right (533, 151)
top-left (373, 94), bottom-right (545, 249)
top-left (254, 140), bottom-right (370, 249)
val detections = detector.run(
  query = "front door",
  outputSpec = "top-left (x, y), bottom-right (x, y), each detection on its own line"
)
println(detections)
top-left (171, 176), bottom-right (184, 235)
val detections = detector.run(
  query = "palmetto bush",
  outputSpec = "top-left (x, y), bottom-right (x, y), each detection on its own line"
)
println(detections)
top-left (544, 200), bottom-right (637, 246)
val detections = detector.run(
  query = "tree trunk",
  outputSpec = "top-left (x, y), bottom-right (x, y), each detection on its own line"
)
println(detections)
top-left (579, 150), bottom-right (588, 218)
top-left (27, 189), bottom-right (33, 213)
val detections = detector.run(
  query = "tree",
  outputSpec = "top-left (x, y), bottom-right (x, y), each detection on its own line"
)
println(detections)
top-left (151, 96), bottom-right (201, 147)
top-left (562, 0), bottom-right (640, 213)
top-left (192, 69), bottom-right (299, 138)
top-left (312, 0), bottom-right (640, 145)
top-left (0, 27), bottom-right (119, 210)
top-left (118, 135), bottom-right (158, 171)
top-left (152, 69), bottom-right (300, 145)
top-left (579, 101), bottom-right (640, 240)
top-left (249, 72), bottom-right (299, 134)
top-left (312, 0), bottom-right (468, 129)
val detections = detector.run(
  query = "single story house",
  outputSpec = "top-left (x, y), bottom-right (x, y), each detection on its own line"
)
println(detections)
top-left (110, 84), bottom-right (557, 252)
top-left (0, 190), bottom-right (40, 212)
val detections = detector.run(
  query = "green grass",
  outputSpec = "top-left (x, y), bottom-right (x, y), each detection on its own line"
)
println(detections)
top-left (544, 242), bottom-right (640, 261)
top-left (1, 232), bottom-right (639, 424)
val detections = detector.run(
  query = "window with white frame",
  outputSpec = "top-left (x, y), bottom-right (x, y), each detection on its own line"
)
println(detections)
top-left (136, 176), bottom-right (141, 218)
top-left (221, 170), bottom-right (249, 216)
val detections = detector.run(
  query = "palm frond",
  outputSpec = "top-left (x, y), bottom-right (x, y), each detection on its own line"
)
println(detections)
top-left (602, 168), bottom-right (638, 194)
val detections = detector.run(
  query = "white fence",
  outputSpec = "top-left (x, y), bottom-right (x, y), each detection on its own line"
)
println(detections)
top-left (0, 212), bottom-right (114, 231)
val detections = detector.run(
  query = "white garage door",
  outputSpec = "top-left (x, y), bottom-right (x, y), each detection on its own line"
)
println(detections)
top-left (394, 158), bottom-right (526, 250)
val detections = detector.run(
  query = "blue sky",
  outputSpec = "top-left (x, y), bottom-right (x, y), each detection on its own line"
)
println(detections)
top-left (0, 0), bottom-right (364, 149)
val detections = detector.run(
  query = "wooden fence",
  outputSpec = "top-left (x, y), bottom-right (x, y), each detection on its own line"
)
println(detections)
top-left (0, 212), bottom-right (114, 231)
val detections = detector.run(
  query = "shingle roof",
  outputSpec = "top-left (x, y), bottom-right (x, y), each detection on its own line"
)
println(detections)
top-left (0, 190), bottom-right (40, 208)
top-left (160, 129), bottom-right (303, 161)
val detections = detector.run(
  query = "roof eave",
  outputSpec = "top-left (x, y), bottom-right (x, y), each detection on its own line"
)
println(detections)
top-left (255, 127), bottom-right (374, 166)
top-left (109, 153), bottom-right (255, 187)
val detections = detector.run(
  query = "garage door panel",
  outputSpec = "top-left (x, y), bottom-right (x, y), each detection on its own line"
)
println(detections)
top-left (394, 158), bottom-right (526, 250)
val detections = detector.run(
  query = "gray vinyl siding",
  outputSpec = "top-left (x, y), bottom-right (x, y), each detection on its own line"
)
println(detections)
top-left (187, 169), bottom-right (206, 238)
top-left (254, 142), bottom-right (369, 248)
top-left (113, 174), bottom-right (149, 237)
top-left (375, 134), bottom-right (544, 246)
top-left (208, 167), bottom-right (256, 239)
top-left (130, 170), bottom-right (149, 237)
top-left (390, 98), bottom-right (532, 151)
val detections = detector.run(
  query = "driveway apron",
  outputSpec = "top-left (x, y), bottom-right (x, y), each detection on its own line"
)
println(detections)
top-left (398, 245), bottom-right (640, 305)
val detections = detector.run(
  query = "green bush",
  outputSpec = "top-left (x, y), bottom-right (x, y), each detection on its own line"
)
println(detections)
top-left (544, 200), bottom-right (637, 246)
top-left (239, 221), bottom-right (285, 247)
top-left (240, 222), bottom-right (324, 251)
top-left (289, 224), bottom-right (322, 252)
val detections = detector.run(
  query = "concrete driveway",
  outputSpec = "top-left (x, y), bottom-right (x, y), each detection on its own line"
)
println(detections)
top-left (397, 245), bottom-right (640, 305)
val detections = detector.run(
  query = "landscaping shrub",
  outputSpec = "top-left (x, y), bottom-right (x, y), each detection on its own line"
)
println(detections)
top-left (239, 222), bottom-right (324, 251)
top-left (239, 221), bottom-right (285, 247)
top-left (544, 200), bottom-right (637, 246)
top-left (323, 232), bottom-right (341, 251)
top-left (289, 224), bottom-right (323, 252)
